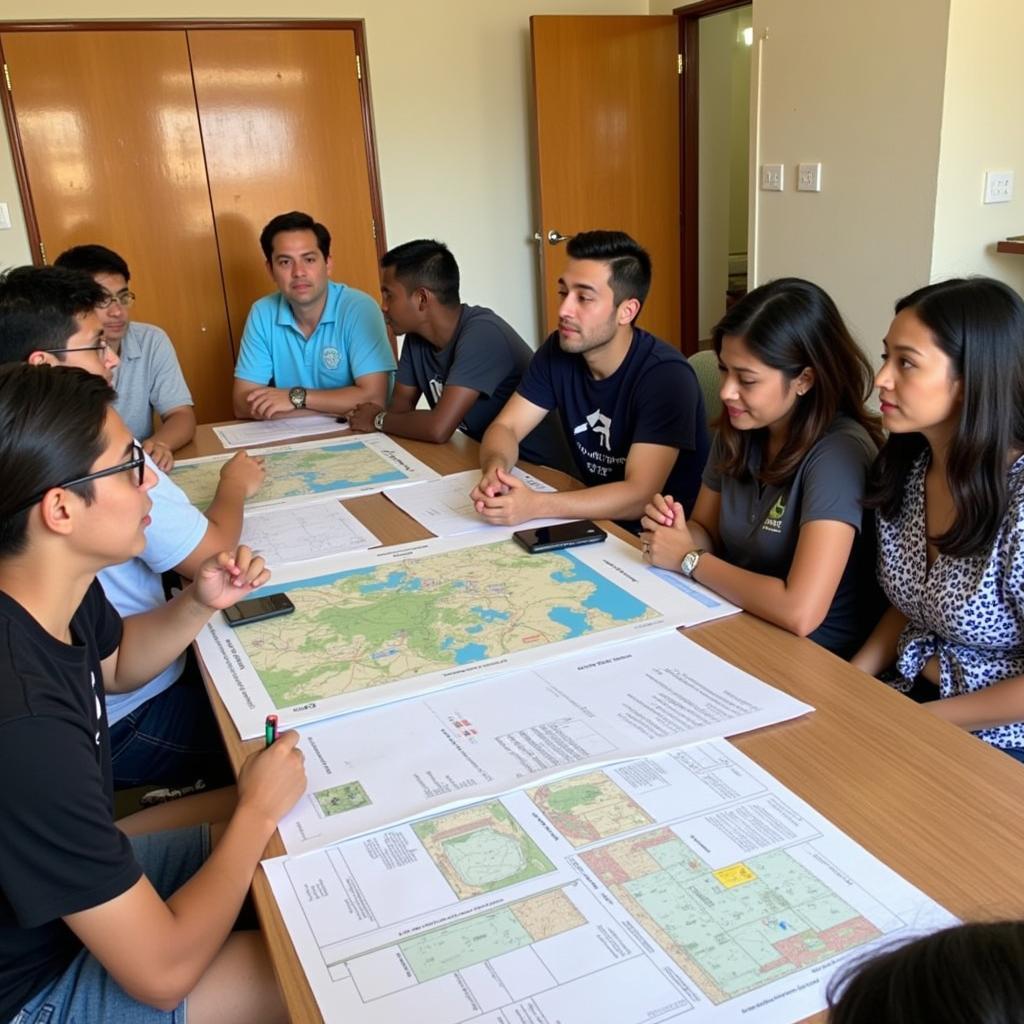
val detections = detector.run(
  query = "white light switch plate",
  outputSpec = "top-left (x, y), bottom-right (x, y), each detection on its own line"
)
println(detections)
top-left (760, 164), bottom-right (783, 191)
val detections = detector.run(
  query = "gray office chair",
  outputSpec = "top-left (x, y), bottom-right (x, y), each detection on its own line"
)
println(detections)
top-left (688, 349), bottom-right (722, 428)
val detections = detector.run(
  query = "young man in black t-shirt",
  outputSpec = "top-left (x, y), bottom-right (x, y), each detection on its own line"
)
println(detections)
top-left (471, 230), bottom-right (708, 529)
top-left (0, 364), bottom-right (305, 1023)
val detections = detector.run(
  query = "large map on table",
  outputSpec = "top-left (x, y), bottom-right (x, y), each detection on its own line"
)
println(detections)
top-left (240, 539), bottom-right (658, 709)
top-left (171, 437), bottom-right (436, 510)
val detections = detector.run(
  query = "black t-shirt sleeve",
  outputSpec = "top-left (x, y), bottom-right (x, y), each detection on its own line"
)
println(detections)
top-left (0, 714), bottom-right (141, 928)
top-left (89, 579), bottom-right (123, 661)
top-left (631, 360), bottom-right (700, 451)
top-left (798, 429), bottom-right (875, 531)
top-left (446, 323), bottom-right (512, 399)
top-left (516, 336), bottom-right (558, 412)
top-left (395, 339), bottom-right (419, 389)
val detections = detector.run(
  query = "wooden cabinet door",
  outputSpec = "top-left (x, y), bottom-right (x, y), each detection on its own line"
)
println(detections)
top-left (188, 28), bottom-right (384, 350)
top-left (531, 16), bottom-right (681, 347)
top-left (1, 30), bottom-right (237, 422)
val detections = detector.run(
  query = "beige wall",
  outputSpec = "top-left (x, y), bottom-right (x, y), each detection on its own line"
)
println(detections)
top-left (750, 0), bottom-right (950, 353)
top-left (0, 0), bottom-right (647, 347)
top-left (930, 0), bottom-right (1024, 294)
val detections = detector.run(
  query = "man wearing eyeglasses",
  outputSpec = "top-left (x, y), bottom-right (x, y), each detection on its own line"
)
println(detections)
top-left (0, 265), bottom-right (264, 795)
top-left (55, 245), bottom-right (196, 472)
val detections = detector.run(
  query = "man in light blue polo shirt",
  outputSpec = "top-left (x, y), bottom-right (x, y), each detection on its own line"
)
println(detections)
top-left (233, 210), bottom-right (395, 420)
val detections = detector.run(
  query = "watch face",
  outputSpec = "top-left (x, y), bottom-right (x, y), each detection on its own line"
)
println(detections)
top-left (289, 387), bottom-right (306, 409)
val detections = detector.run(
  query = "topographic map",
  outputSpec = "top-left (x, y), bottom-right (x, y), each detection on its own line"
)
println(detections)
top-left (171, 439), bottom-right (419, 510)
top-left (234, 539), bottom-right (659, 708)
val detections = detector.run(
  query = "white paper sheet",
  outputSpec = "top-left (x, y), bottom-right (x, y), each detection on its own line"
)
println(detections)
top-left (384, 467), bottom-right (571, 537)
top-left (240, 499), bottom-right (381, 567)
top-left (170, 434), bottom-right (439, 511)
top-left (276, 630), bottom-right (812, 854)
top-left (212, 414), bottom-right (348, 448)
top-left (195, 531), bottom-right (740, 739)
top-left (265, 738), bottom-right (957, 1024)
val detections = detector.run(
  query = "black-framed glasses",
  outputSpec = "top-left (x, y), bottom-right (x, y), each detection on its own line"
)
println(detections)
top-left (39, 340), bottom-right (110, 356)
top-left (11, 441), bottom-right (146, 515)
top-left (96, 290), bottom-right (136, 310)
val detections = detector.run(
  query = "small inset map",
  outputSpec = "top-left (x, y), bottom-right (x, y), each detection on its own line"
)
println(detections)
top-left (581, 827), bottom-right (882, 1003)
top-left (528, 770), bottom-right (653, 848)
top-left (314, 781), bottom-right (371, 817)
top-left (398, 888), bottom-right (586, 984)
top-left (412, 801), bottom-right (555, 900)
top-left (171, 440), bottom-right (408, 510)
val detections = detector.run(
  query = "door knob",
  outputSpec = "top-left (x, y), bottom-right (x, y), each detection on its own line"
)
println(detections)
top-left (546, 229), bottom-right (569, 245)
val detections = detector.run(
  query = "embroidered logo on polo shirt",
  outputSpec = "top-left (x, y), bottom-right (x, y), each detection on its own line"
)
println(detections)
top-left (762, 494), bottom-right (786, 535)
top-left (322, 347), bottom-right (341, 370)
top-left (573, 409), bottom-right (612, 452)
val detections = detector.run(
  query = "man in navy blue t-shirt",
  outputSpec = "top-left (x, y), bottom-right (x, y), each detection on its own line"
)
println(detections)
top-left (471, 230), bottom-right (708, 529)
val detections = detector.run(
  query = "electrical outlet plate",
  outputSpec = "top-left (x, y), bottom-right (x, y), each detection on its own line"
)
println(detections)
top-left (760, 164), bottom-right (783, 192)
top-left (983, 171), bottom-right (1014, 204)
top-left (797, 162), bottom-right (822, 192)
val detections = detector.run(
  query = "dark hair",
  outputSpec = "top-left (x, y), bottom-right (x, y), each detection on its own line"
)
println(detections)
top-left (259, 211), bottom-right (331, 261)
top-left (827, 921), bottom-right (1024, 1024)
top-left (713, 278), bottom-right (883, 486)
top-left (54, 243), bottom-right (131, 282)
top-left (0, 266), bottom-right (108, 363)
top-left (865, 277), bottom-right (1024, 558)
top-left (380, 239), bottom-right (461, 307)
top-left (0, 363), bottom-right (115, 558)
top-left (566, 230), bottom-right (652, 317)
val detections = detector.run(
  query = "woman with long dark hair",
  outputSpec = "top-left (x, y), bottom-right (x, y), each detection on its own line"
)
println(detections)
top-left (852, 277), bottom-right (1024, 760)
top-left (641, 278), bottom-right (883, 656)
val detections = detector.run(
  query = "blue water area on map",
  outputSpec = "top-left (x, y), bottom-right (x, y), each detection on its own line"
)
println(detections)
top-left (549, 552), bottom-right (651, 621)
top-left (470, 606), bottom-right (509, 623)
top-left (548, 606), bottom-right (590, 637)
top-left (466, 624), bottom-right (483, 634)
top-left (274, 441), bottom-right (407, 493)
top-left (646, 566), bottom-right (721, 608)
top-left (357, 571), bottom-right (422, 594)
top-left (453, 643), bottom-right (488, 664)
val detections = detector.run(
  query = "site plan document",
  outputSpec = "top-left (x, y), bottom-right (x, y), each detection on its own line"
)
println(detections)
top-left (170, 434), bottom-right (439, 510)
top-left (212, 413), bottom-right (347, 448)
top-left (276, 630), bottom-right (812, 854)
top-left (265, 738), bottom-right (957, 1024)
top-left (240, 499), bottom-right (381, 566)
top-left (195, 531), bottom-right (741, 739)
top-left (383, 468), bottom-right (571, 537)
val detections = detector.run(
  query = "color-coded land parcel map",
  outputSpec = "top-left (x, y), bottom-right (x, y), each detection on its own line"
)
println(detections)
top-left (171, 439), bottom-right (419, 510)
top-left (232, 539), bottom-right (660, 709)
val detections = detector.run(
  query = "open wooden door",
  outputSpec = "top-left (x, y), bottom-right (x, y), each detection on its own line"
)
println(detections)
top-left (188, 28), bottom-right (387, 352)
top-left (531, 16), bottom-right (681, 347)
top-left (1, 30), bottom-right (237, 422)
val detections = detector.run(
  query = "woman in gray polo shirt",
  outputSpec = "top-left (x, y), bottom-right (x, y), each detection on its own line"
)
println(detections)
top-left (641, 278), bottom-right (884, 657)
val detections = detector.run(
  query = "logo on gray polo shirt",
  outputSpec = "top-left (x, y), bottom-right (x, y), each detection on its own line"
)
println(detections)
top-left (762, 494), bottom-right (787, 534)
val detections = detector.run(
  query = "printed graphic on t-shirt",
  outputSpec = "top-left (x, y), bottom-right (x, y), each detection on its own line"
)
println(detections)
top-left (322, 347), bottom-right (341, 371)
top-left (573, 409), bottom-right (612, 451)
top-left (762, 494), bottom-right (786, 535)
top-left (428, 376), bottom-right (444, 403)
top-left (91, 670), bottom-right (102, 746)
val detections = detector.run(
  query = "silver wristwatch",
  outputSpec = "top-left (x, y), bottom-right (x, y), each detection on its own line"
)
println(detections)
top-left (680, 548), bottom-right (706, 578)
top-left (288, 386), bottom-right (307, 410)
top-left (373, 410), bottom-right (387, 432)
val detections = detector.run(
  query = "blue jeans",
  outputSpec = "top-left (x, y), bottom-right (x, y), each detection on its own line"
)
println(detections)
top-left (11, 826), bottom-right (209, 1024)
top-left (109, 650), bottom-right (233, 790)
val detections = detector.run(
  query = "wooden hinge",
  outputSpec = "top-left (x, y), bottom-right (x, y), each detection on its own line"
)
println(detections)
top-left (677, 53), bottom-right (683, 76)
top-left (39, 240), bottom-right (48, 264)
top-left (371, 220), bottom-right (377, 241)
top-left (3, 64), bottom-right (11, 92)
top-left (355, 55), bottom-right (362, 81)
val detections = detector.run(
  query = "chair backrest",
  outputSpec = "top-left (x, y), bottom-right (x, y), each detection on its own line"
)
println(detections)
top-left (688, 349), bottom-right (722, 428)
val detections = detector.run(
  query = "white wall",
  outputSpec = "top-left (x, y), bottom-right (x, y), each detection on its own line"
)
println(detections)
top-left (930, 0), bottom-right (1024, 294)
top-left (0, 0), bottom-right (647, 346)
top-left (749, 0), bottom-right (951, 353)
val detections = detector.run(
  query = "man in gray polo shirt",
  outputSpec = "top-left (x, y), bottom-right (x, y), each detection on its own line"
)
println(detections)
top-left (348, 239), bottom-right (570, 471)
top-left (55, 245), bottom-right (195, 471)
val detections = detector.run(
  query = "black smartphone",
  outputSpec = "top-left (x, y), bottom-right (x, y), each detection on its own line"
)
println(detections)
top-left (512, 520), bottom-right (608, 554)
top-left (222, 592), bottom-right (296, 627)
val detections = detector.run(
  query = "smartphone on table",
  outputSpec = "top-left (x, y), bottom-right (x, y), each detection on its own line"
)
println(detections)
top-left (512, 520), bottom-right (607, 554)
top-left (223, 592), bottom-right (295, 627)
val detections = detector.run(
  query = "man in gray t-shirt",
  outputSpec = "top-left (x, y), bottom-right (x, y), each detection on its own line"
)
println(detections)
top-left (54, 244), bottom-right (195, 471)
top-left (347, 239), bottom-right (570, 471)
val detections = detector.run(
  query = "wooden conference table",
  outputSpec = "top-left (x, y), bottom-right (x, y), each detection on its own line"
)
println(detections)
top-left (181, 423), bottom-right (1024, 1024)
